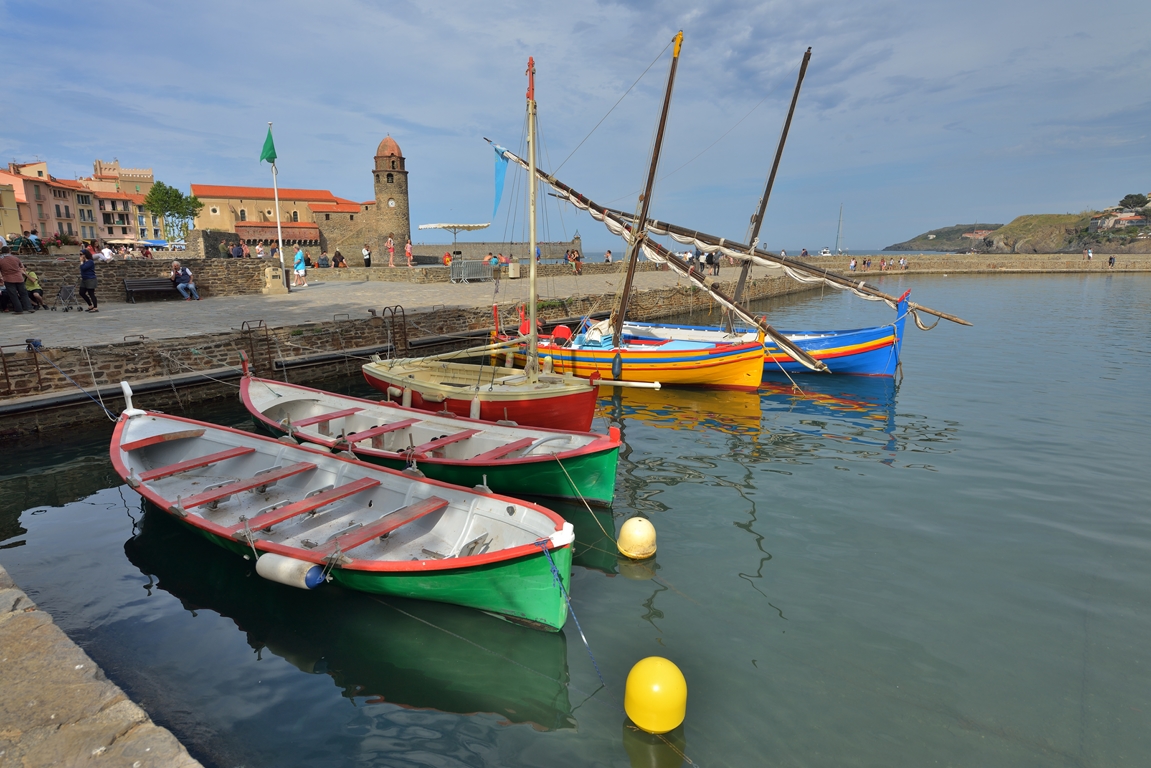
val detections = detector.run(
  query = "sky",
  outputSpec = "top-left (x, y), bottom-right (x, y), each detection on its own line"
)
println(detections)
top-left (3, 0), bottom-right (1149, 251)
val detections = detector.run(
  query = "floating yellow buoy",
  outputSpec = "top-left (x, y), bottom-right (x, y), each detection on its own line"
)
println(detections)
top-left (617, 516), bottom-right (656, 559)
top-left (624, 657), bottom-right (687, 734)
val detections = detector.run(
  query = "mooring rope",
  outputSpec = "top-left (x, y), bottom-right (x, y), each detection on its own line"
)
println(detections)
top-left (535, 540), bottom-right (607, 689)
top-left (28, 345), bottom-right (117, 421)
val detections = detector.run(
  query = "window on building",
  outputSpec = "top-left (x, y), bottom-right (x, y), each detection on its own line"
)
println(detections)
top-left (138, 205), bottom-right (145, 213)
top-left (34, 185), bottom-right (42, 200)
top-left (58, 222), bottom-right (64, 235)
top-left (265, 209), bottom-right (272, 216)
top-left (291, 211), bottom-right (299, 222)
top-left (324, 213), bottom-right (330, 221)
top-left (64, 205), bottom-right (71, 218)
top-left (138, 215), bottom-right (146, 226)
top-left (78, 194), bottom-right (91, 205)
top-left (350, 214), bottom-right (354, 221)
top-left (37, 203), bottom-right (43, 217)
top-left (387, 173), bottom-right (394, 184)
top-left (98, 200), bottom-right (105, 210)
top-left (37, 170), bottom-right (44, 177)
top-left (391, 160), bottom-right (396, 170)
top-left (151, 215), bottom-right (159, 226)
top-left (56, 204), bottom-right (62, 217)
top-left (239, 209), bottom-right (247, 221)
top-left (153, 228), bottom-right (161, 238)
top-left (108, 226), bottom-right (114, 234)
top-left (121, 227), bottom-right (128, 235)
top-left (140, 229), bottom-right (147, 238)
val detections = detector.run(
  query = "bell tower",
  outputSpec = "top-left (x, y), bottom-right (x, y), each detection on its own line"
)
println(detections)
top-left (373, 134), bottom-right (410, 247)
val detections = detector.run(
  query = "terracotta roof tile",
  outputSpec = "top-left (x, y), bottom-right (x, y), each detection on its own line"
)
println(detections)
top-left (310, 202), bottom-right (360, 213)
top-left (191, 184), bottom-right (339, 203)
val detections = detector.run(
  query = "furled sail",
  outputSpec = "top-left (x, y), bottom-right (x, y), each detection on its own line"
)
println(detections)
top-left (486, 142), bottom-right (969, 331)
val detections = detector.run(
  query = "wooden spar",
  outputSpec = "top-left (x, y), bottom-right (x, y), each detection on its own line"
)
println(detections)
top-left (487, 146), bottom-right (825, 369)
top-left (728, 47), bottom-right (812, 331)
top-left (489, 145), bottom-right (970, 329)
top-left (526, 57), bottom-right (540, 380)
top-left (613, 31), bottom-right (684, 348)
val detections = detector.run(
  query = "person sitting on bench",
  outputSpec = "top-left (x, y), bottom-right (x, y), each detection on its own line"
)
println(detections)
top-left (170, 261), bottom-right (200, 300)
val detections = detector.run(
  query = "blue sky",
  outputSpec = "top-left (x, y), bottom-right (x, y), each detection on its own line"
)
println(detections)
top-left (3, 0), bottom-right (1148, 251)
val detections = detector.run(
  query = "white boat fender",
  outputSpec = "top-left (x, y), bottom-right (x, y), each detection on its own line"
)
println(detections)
top-left (387, 386), bottom-right (403, 400)
top-left (402, 387), bottom-right (412, 408)
top-left (255, 553), bottom-right (326, 590)
top-left (469, 395), bottom-right (481, 420)
top-left (549, 522), bottom-right (575, 548)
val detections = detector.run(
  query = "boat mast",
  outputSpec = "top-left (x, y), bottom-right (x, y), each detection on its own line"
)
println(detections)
top-left (612, 31), bottom-right (684, 348)
top-left (727, 47), bottom-right (811, 331)
top-left (526, 57), bottom-right (540, 380)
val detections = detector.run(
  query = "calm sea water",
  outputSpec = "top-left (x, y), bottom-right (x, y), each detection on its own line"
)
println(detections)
top-left (2, 274), bottom-right (1149, 767)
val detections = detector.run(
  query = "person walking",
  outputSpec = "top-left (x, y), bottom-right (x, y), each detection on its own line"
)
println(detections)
top-left (572, 249), bottom-right (582, 275)
top-left (293, 247), bottom-right (308, 286)
top-left (170, 261), bottom-right (200, 300)
top-left (79, 250), bottom-right (99, 312)
top-left (0, 247), bottom-right (34, 314)
top-left (386, 235), bottom-right (395, 267)
top-left (362, 243), bottom-right (372, 268)
top-left (604, 249), bottom-right (612, 263)
top-left (405, 238), bottom-right (413, 267)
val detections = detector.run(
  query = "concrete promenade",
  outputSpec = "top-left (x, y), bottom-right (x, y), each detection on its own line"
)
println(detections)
top-left (0, 266), bottom-right (693, 349)
top-left (0, 563), bottom-right (202, 767)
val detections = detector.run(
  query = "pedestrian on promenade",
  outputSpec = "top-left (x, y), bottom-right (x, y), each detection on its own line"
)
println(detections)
top-left (0, 247), bottom-right (33, 314)
top-left (1088, 248), bottom-right (1093, 261)
top-left (230, 242), bottom-right (243, 259)
top-left (362, 243), bottom-right (372, 268)
top-left (405, 238), bottom-right (413, 267)
top-left (170, 261), bottom-right (200, 300)
top-left (800, 248), bottom-right (809, 257)
top-left (1083, 248), bottom-right (1089, 261)
top-left (1108, 255), bottom-right (1116, 268)
top-left (605, 249), bottom-right (612, 263)
top-left (712, 251), bottom-right (721, 276)
top-left (293, 247), bottom-right (308, 286)
top-left (849, 257), bottom-right (856, 272)
top-left (572, 249), bottom-right (582, 275)
top-left (255, 243), bottom-right (265, 258)
top-left (386, 235), bottom-right (395, 267)
top-left (79, 251), bottom-right (99, 312)
top-left (242, 242), bottom-right (251, 258)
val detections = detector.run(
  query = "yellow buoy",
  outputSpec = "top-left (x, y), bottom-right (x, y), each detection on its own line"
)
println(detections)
top-left (617, 516), bottom-right (656, 560)
top-left (625, 657), bottom-right (687, 734)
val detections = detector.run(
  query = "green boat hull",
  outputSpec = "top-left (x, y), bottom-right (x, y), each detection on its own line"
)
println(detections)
top-left (179, 512), bottom-right (573, 631)
top-left (253, 417), bottom-right (618, 506)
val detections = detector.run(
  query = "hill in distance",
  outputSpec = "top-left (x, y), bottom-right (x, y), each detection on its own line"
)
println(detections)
top-left (885, 223), bottom-right (1003, 252)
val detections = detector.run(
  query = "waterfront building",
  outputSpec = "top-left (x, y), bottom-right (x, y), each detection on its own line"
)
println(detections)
top-left (0, 184), bottom-right (19, 239)
top-left (191, 133), bottom-right (411, 257)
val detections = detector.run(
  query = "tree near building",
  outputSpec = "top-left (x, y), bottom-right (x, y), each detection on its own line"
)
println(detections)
top-left (1118, 193), bottom-right (1148, 210)
top-left (143, 181), bottom-right (204, 241)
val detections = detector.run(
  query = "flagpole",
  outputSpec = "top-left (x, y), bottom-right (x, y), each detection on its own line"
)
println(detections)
top-left (268, 122), bottom-right (289, 293)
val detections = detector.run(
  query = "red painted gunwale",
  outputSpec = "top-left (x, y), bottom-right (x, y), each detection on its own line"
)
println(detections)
top-left (111, 411), bottom-right (569, 574)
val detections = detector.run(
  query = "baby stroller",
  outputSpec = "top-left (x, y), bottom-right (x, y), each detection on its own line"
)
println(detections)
top-left (51, 282), bottom-right (86, 312)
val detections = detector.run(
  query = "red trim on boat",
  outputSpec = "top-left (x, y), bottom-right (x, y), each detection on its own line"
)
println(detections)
top-left (224, 477), bottom-right (381, 534)
top-left (318, 496), bottom-right (449, 555)
top-left (176, 461), bottom-right (317, 511)
top-left (290, 408), bottom-right (363, 428)
top-left (408, 429), bottom-right (481, 456)
top-left (468, 437), bottom-right (535, 462)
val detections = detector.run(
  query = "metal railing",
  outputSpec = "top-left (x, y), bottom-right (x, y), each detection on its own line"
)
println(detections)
top-left (449, 260), bottom-right (494, 284)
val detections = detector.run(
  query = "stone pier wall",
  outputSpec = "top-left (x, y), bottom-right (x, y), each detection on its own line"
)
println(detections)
top-left (0, 563), bottom-right (203, 766)
top-left (19, 256), bottom-right (268, 303)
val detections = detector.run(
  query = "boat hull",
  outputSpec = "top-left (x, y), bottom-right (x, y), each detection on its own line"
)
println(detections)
top-left (252, 418), bottom-right (617, 506)
top-left (625, 293), bottom-right (910, 377)
top-left (362, 363), bottom-right (599, 432)
top-left (241, 377), bottom-right (619, 505)
top-left (111, 411), bottom-right (574, 630)
top-left (200, 522), bottom-right (572, 631)
top-left (517, 340), bottom-right (765, 390)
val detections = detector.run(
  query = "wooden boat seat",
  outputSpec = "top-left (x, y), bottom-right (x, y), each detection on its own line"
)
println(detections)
top-left (140, 446), bottom-right (256, 482)
top-left (121, 429), bottom-right (206, 452)
top-left (225, 477), bottom-right (380, 535)
top-left (341, 418), bottom-right (420, 444)
top-left (409, 429), bottom-right (481, 456)
top-left (170, 461), bottom-right (317, 514)
top-left (468, 437), bottom-right (535, 462)
top-left (291, 408), bottom-right (363, 429)
top-left (319, 496), bottom-right (449, 555)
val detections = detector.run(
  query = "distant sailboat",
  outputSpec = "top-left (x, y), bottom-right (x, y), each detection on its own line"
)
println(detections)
top-left (834, 204), bottom-right (845, 255)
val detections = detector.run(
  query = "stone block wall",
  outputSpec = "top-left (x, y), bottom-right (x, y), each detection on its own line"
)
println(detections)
top-left (19, 256), bottom-right (267, 303)
top-left (411, 237), bottom-right (582, 262)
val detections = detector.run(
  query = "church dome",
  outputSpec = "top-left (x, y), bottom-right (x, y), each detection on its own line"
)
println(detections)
top-left (376, 135), bottom-right (402, 157)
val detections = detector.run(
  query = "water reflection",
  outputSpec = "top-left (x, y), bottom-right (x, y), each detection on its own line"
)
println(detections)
top-left (600, 386), bottom-right (763, 436)
top-left (760, 375), bottom-right (898, 453)
top-left (124, 508), bottom-right (576, 731)
top-left (622, 722), bottom-right (688, 768)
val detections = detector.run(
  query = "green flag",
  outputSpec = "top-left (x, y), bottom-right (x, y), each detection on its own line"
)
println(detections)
top-left (260, 127), bottom-right (277, 163)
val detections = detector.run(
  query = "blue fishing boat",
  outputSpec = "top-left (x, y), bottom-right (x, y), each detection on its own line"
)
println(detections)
top-left (619, 290), bottom-right (910, 377)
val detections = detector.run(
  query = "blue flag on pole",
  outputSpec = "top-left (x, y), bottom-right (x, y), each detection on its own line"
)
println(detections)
top-left (493, 144), bottom-right (509, 219)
